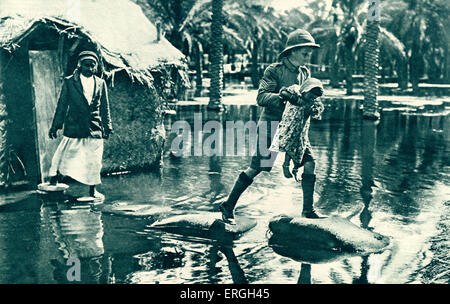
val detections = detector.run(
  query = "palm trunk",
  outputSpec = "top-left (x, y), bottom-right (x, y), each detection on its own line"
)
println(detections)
top-left (169, 0), bottom-right (184, 51)
top-left (410, 43), bottom-right (420, 94)
top-left (344, 48), bottom-right (354, 95)
top-left (397, 58), bottom-right (408, 91)
top-left (330, 34), bottom-right (340, 88)
top-left (363, 19), bottom-right (380, 120)
top-left (445, 23), bottom-right (450, 83)
top-left (0, 51), bottom-right (9, 185)
top-left (410, 19), bottom-right (421, 95)
top-left (250, 40), bottom-right (260, 89)
top-left (330, 62), bottom-right (340, 88)
top-left (446, 46), bottom-right (450, 83)
top-left (194, 41), bottom-right (203, 97)
top-left (207, 0), bottom-right (224, 111)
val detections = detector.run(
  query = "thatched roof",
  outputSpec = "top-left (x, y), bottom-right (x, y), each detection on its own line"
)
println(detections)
top-left (0, 0), bottom-right (188, 87)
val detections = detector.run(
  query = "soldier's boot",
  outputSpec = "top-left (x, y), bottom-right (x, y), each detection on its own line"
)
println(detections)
top-left (219, 172), bottom-right (254, 224)
top-left (301, 173), bottom-right (322, 219)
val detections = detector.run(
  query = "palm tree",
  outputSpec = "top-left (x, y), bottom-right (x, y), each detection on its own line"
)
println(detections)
top-left (136, 0), bottom-right (242, 99)
top-left (363, 2), bottom-right (380, 120)
top-left (135, 0), bottom-right (211, 100)
top-left (383, 0), bottom-right (449, 93)
top-left (226, 3), bottom-right (283, 89)
top-left (178, 1), bottom-right (213, 97)
top-left (192, 40), bottom-right (204, 97)
top-left (207, 0), bottom-right (280, 107)
top-left (304, 3), bottom-right (340, 87)
top-left (305, 0), bottom-right (407, 94)
top-left (282, 0), bottom-right (365, 94)
top-left (378, 28), bottom-right (408, 90)
top-left (336, 0), bottom-right (365, 95)
top-left (135, 0), bottom-right (197, 51)
top-left (207, 0), bottom-right (225, 111)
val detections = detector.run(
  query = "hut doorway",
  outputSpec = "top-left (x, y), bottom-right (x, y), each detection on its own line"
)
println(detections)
top-left (1, 48), bottom-right (40, 186)
top-left (29, 50), bottom-right (63, 183)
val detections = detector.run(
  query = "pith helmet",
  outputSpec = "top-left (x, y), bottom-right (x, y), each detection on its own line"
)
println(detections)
top-left (279, 29), bottom-right (320, 58)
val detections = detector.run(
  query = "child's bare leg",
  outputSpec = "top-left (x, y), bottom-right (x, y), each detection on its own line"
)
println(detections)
top-left (292, 161), bottom-right (301, 182)
top-left (282, 154), bottom-right (293, 178)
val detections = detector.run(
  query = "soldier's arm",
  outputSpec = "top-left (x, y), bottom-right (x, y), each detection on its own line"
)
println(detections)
top-left (256, 65), bottom-right (284, 108)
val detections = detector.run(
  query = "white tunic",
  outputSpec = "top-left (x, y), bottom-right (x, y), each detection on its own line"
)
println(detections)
top-left (49, 137), bottom-right (103, 185)
top-left (79, 74), bottom-right (95, 104)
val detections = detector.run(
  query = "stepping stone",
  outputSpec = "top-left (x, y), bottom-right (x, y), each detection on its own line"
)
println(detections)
top-left (37, 182), bottom-right (69, 192)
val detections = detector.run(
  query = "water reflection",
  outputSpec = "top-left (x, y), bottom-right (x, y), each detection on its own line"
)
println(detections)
top-left (201, 155), bottom-right (226, 204)
top-left (360, 120), bottom-right (376, 229)
top-left (201, 111), bottom-right (227, 205)
top-left (208, 245), bottom-right (247, 284)
top-left (298, 263), bottom-right (311, 284)
top-left (354, 119), bottom-right (378, 284)
top-left (0, 194), bottom-right (41, 283)
top-left (40, 199), bottom-right (110, 283)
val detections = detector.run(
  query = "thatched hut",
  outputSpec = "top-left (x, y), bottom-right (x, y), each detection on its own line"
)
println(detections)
top-left (0, 0), bottom-right (188, 187)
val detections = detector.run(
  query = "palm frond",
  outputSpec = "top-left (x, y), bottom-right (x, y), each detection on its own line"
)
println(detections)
top-left (379, 27), bottom-right (407, 62)
top-left (222, 27), bottom-right (246, 50)
top-left (179, 0), bottom-right (211, 33)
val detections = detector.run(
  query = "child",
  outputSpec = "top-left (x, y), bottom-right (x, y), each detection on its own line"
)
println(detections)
top-left (48, 51), bottom-right (113, 199)
top-left (272, 78), bottom-right (324, 182)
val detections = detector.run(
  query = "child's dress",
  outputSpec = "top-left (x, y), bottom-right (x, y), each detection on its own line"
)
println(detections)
top-left (270, 77), bottom-right (324, 166)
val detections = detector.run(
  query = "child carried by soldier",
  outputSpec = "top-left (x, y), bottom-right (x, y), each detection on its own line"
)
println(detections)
top-left (270, 77), bottom-right (324, 182)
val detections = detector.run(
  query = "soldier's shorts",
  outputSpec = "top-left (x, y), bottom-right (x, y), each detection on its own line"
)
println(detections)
top-left (249, 119), bottom-right (278, 172)
top-left (250, 146), bottom-right (315, 172)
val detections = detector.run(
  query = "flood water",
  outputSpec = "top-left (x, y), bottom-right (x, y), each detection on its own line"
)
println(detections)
top-left (0, 99), bottom-right (448, 284)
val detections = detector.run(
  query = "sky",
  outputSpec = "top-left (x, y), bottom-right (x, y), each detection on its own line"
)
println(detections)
top-left (270, 0), bottom-right (311, 11)
top-left (270, 0), bottom-right (334, 12)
